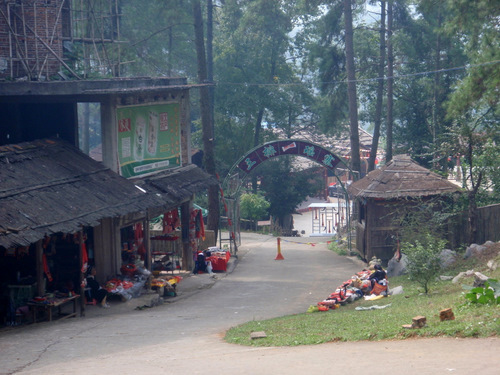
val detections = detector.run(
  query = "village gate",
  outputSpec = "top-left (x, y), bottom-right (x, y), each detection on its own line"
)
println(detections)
top-left (220, 139), bottom-right (354, 253)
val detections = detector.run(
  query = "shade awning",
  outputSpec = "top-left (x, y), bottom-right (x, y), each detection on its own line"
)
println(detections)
top-left (131, 164), bottom-right (219, 215)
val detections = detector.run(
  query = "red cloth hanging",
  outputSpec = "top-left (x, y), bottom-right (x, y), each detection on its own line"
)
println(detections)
top-left (135, 223), bottom-right (146, 260)
top-left (197, 209), bottom-right (205, 240)
top-left (42, 254), bottom-right (53, 282)
top-left (81, 241), bottom-right (88, 273)
top-left (163, 209), bottom-right (180, 234)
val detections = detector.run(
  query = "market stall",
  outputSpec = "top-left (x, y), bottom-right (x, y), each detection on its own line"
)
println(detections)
top-left (28, 293), bottom-right (79, 323)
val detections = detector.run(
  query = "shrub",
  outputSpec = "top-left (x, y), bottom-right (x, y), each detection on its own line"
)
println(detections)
top-left (240, 193), bottom-right (270, 230)
top-left (401, 233), bottom-right (446, 294)
top-left (464, 280), bottom-right (500, 305)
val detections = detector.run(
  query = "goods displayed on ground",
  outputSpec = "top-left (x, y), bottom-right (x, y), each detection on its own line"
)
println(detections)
top-left (151, 275), bottom-right (183, 297)
top-left (104, 266), bottom-right (151, 300)
top-left (311, 259), bottom-right (388, 312)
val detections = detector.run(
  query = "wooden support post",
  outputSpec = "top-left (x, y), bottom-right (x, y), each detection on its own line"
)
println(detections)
top-left (79, 230), bottom-right (85, 317)
top-left (36, 239), bottom-right (44, 296)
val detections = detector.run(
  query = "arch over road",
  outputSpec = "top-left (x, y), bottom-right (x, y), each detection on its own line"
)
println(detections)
top-left (236, 139), bottom-right (345, 174)
top-left (220, 140), bottom-right (355, 253)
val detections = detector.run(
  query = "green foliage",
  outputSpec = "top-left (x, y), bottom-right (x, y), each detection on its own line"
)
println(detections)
top-left (401, 233), bottom-right (447, 294)
top-left (445, 0), bottom-right (500, 118)
top-left (259, 158), bottom-right (323, 227)
top-left (240, 193), bottom-right (270, 223)
top-left (464, 280), bottom-right (500, 305)
top-left (327, 240), bottom-right (348, 256)
top-left (119, 1), bottom-right (195, 78)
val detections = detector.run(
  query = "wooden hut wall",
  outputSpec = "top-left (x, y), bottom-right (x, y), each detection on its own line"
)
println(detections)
top-left (365, 198), bottom-right (434, 263)
top-left (365, 200), bottom-right (401, 263)
top-left (355, 218), bottom-right (366, 259)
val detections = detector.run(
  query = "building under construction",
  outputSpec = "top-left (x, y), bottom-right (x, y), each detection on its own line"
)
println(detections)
top-left (0, 0), bottom-right (123, 81)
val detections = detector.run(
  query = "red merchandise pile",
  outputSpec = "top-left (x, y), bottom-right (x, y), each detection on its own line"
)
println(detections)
top-left (105, 278), bottom-right (134, 292)
top-left (315, 266), bottom-right (388, 312)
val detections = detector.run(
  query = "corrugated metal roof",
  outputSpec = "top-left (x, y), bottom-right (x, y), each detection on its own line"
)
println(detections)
top-left (348, 154), bottom-right (460, 199)
top-left (0, 138), bottom-right (169, 248)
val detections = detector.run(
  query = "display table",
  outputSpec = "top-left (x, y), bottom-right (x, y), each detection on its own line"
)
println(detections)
top-left (28, 294), bottom-right (80, 323)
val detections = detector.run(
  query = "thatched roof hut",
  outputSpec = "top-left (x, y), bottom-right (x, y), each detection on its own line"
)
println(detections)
top-left (349, 154), bottom-right (459, 199)
top-left (348, 155), bottom-right (460, 264)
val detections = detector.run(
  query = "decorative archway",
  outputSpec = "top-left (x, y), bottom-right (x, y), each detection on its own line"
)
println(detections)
top-left (220, 139), bottom-right (355, 253)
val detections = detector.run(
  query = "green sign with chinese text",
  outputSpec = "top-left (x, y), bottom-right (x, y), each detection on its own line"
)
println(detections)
top-left (116, 103), bottom-right (181, 177)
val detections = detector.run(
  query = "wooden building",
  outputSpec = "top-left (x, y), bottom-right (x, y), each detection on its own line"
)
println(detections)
top-left (348, 155), bottom-right (460, 264)
top-left (0, 1), bottom-right (218, 324)
top-left (0, 78), bottom-right (218, 321)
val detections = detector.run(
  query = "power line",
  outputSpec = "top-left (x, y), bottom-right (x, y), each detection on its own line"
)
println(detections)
top-left (215, 59), bottom-right (500, 87)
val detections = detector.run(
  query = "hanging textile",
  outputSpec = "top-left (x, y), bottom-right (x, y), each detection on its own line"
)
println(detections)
top-left (81, 241), bottom-right (89, 273)
top-left (163, 209), bottom-right (180, 234)
top-left (42, 254), bottom-right (53, 282)
top-left (195, 209), bottom-right (205, 240)
top-left (134, 223), bottom-right (146, 260)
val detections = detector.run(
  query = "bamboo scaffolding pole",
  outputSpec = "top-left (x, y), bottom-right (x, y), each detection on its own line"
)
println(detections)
top-left (9, 11), bottom-right (81, 79)
top-left (0, 7), bottom-right (32, 79)
top-left (38, 0), bottom-right (66, 80)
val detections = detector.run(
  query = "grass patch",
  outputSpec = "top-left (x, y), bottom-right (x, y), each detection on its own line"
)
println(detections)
top-left (327, 239), bottom-right (349, 256)
top-left (225, 248), bottom-right (500, 346)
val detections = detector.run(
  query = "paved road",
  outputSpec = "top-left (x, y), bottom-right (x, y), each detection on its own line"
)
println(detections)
top-left (1, 232), bottom-right (499, 375)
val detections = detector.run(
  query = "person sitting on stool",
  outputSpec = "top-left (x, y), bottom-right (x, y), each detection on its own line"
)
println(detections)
top-left (85, 266), bottom-right (110, 308)
top-left (193, 251), bottom-right (214, 275)
top-left (193, 252), bottom-right (208, 274)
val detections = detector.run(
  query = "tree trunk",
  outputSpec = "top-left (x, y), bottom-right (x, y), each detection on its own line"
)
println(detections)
top-left (368, 0), bottom-right (386, 172)
top-left (431, 6), bottom-right (443, 170)
top-left (386, 0), bottom-right (394, 163)
top-left (467, 191), bottom-right (478, 244)
top-left (343, 0), bottom-right (361, 175)
top-left (207, 0), bottom-right (215, 136)
top-left (193, 1), bottom-right (219, 238)
top-left (465, 134), bottom-right (482, 244)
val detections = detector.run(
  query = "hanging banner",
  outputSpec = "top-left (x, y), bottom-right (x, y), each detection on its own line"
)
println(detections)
top-left (117, 103), bottom-right (181, 177)
top-left (237, 140), bottom-right (342, 173)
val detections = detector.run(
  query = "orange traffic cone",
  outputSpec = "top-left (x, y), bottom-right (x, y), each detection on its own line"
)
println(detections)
top-left (275, 237), bottom-right (285, 260)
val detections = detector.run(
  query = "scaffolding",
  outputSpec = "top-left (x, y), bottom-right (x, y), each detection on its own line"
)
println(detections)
top-left (0, 0), bottom-right (124, 81)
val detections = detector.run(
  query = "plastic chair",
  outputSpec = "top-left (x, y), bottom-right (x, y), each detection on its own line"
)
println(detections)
top-left (84, 288), bottom-right (97, 305)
